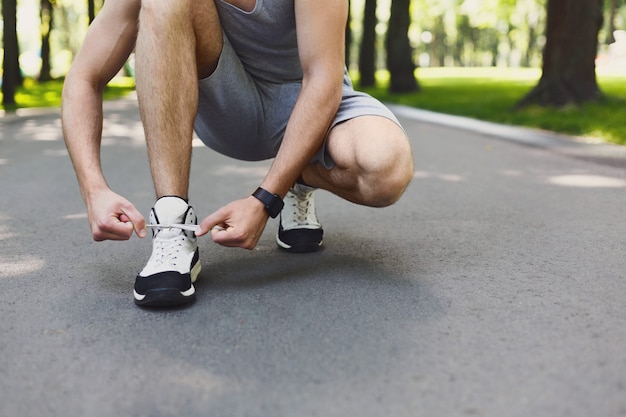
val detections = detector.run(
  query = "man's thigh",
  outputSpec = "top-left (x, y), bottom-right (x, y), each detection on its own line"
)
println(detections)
top-left (139, 0), bottom-right (223, 78)
top-left (191, 0), bottom-right (223, 78)
top-left (326, 115), bottom-right (410, 170)
top-left (194, 36), bottom-right (275, 161)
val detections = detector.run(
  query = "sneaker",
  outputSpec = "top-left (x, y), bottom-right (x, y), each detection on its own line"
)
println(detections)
top-left (134, 196), bottom-right (201, 307)
top-left (276, 183), bottom-right (323, 253)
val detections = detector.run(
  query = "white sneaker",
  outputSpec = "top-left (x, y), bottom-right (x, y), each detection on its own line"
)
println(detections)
top-left (276, 183), bottom-right (323, 253)
top-left (134, 196), bottom-right (201, 307)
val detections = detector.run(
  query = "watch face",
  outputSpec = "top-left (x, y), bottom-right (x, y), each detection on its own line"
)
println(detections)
top-left (268, 197), bottom-right (284, 218)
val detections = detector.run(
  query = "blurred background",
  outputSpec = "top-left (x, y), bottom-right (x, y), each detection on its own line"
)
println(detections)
top-left (2, 0), bottom-right (625, 144)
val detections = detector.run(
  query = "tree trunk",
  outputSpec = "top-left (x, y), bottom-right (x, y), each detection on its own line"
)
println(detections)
top-left (359, 0), bottom-right (377, 87)
top-left (455, 15), bottom-right (472, 66)
top-left (385, 0), bottom-right (418, 93)
top-left (518, 0), bottom-right (604, 108)
top-left (2, 0), bottom-right (20, 108)
top-left (88, 0), bottom-right (96, 24)
top-left (605, 0), bottom-right (617, 44)
top-left (39, 0), bottom-right (54, 82)
top-left (522, 24), bottom-right (537, 67)
top-left (432, 14), bottom-right (447, 67)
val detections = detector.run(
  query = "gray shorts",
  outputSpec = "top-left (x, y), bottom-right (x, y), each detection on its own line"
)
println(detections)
top-left (194, 35), bottom-right (401, 169)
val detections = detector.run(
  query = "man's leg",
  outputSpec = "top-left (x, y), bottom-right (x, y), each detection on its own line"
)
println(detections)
top-left (135, 0), bottom-right (222, 199)
top-left (132, 0), bottom-right (222, 307)
top-left (276, 116), bottom-right (412, 253)
top-left (301, 116), bottom-right (414, 207)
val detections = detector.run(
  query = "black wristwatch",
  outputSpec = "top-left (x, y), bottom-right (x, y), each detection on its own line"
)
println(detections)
top-left (252, 187), bottom-right (284, 218)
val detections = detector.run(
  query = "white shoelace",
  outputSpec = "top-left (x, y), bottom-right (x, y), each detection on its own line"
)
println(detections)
top-left (291, 195), bottom-right (313, 225)
top-left (146, 223), bottom-right (200, 232)
top-left (150, 229), bottom-right (188, 270)
top-left (283, 187), bottom-right (320, 228)
top-left (146, 224), bottom-right (225, 233)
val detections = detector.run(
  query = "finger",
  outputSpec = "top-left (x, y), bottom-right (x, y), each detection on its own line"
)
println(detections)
top-left (120, 205), bottom-right (146, 238)
top-left (197, 211), bottom-right (226, 236)
top-left (210, 226), bottom-right (259, 250)
top-left (209, 225), bottom-right (233, 242)
top-left (93, 221), bottom-right (134, 241)
top-left (210, 228), bottom-right (243, 247)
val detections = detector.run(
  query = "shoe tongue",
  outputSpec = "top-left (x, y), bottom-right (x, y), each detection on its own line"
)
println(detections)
top-left (292, 182), bottom-right (316, 196)
top-left (153, 196), bottom-right (188, 225)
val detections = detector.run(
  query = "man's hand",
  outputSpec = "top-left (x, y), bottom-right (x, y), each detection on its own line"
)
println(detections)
top-left (197, 196), bottom-right (269, 250)
top-left (86, 189), bottom-right (146, 241)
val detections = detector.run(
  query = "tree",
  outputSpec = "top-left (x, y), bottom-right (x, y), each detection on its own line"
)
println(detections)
top-left (604, 0), bottom-right (625, 44)
top-left (88, 0), bottom-right (105, 26)
top-left (386, 0), bottom-right (419, 93)
top-left (88, 0), bottom-right (96, 24)
top-left (518, 0), bottom-right (604, 107)
top-left (358, 0), bottom-right (377, 87)
top-left (430, 14), bottom-right (447, 67)
top-left (39, 0), bottom-right (55, 81)
top-left (2, 0), bottom-right (20, 107)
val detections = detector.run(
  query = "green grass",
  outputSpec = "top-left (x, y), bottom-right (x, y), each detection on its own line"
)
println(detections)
top-left (4, 69), bottom-right (626, 146)
top-left (1, 76), bottom-right (136, 111)
top-left (360, 67), bottom-right (626, 146)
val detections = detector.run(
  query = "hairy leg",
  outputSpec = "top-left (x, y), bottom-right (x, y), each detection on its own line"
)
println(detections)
top-left (135, 0), bottom-right (222, 199)
top-left (301, 116), bottom-right (414, 207)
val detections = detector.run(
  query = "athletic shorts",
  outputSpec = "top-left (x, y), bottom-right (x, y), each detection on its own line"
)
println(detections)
top-left (193, 35), bottom-right (401, 169)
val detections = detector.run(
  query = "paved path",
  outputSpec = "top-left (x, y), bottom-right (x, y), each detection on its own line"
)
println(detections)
top-left (1, 100), bottom-right (625, 417)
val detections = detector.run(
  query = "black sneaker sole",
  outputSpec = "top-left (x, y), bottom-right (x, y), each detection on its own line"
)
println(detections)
top-left (134, 287), bottom-right (196, 308)
top-left (277, 242), bottom-right (323, 253)
top-left (134, 252), bottom-right (201, 307)
top-left (276, 226), bottom-right (323, 253)
top-left (276, 235), bottom-right (323, 253)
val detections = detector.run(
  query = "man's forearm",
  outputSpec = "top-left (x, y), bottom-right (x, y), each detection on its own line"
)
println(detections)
top-left (260, 77), bottom-right (342, 197)
top-left (61, 78), bottom-right (110, 201)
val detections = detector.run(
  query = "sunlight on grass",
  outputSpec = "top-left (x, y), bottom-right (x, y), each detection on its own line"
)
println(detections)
top-left (3, 70), bottom-right (625, 146)
top-left (107, 76), bottom-right (136, 89)
top-left (360, 67), bottom-right (626, 146)
top-left (1, 76), bottom-right (136, 112)
top-left (419, 67), bottom-right (542, 81)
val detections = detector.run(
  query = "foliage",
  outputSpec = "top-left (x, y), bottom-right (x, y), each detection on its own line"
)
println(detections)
top-left (3, 1), bottom-right (625, 144)
top-left (360, 67), bottom-right (626, 146)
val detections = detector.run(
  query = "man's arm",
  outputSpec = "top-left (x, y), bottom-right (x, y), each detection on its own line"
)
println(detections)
top-left (260, 0), bottom-right (347, 197)
top-left (62, 0), bottom-right (145, 241)
top-left (199, 0), bottom-right (347, 248)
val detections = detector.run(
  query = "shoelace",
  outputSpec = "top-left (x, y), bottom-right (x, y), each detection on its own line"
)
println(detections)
top-left (146, 223), bottom-right (200, 232)
top-left (151, 229), bottom-right (188, 269)
top-left (290, 191), bottom-right (314, 225)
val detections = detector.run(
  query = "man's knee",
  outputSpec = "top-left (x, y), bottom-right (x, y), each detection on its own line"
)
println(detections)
top-left (363, 134), bottom-right (414, 207)
top-left (138, 0), bottom-right (222, 77)
top-left (327, 117), bottom-right (414, 207)
top-left (139, 0), bottom-right (192, 26)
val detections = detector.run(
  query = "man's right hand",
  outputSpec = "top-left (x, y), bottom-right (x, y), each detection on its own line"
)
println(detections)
top-left (86, 189), bottom-right (146, 241)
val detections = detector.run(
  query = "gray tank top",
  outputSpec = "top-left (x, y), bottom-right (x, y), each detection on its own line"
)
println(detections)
top-left (196, 0), bottom-right (400, 164)
top-left (215, 0), bottom-right (303, 83)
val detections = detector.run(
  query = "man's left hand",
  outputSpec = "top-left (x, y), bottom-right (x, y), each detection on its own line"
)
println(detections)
top-left (197, 196), bottom-right (269, 249)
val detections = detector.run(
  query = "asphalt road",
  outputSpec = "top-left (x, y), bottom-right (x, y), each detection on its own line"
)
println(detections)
top-left (1, 99), bottom-right (625, 417)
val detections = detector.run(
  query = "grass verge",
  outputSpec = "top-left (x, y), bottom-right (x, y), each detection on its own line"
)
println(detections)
top-left (1, 76), bottom-right (136, 112)
top-left (360, 67), bottom-right (626, 146)
top-left (3, 69), bottom-right (625, 146)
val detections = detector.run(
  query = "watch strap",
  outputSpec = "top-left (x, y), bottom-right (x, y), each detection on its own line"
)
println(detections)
top-left (252, 187), bottom-right (284, 218)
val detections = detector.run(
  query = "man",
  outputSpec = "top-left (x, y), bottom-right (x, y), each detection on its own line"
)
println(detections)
top-left (62, 0), bottom-right (414, 307)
